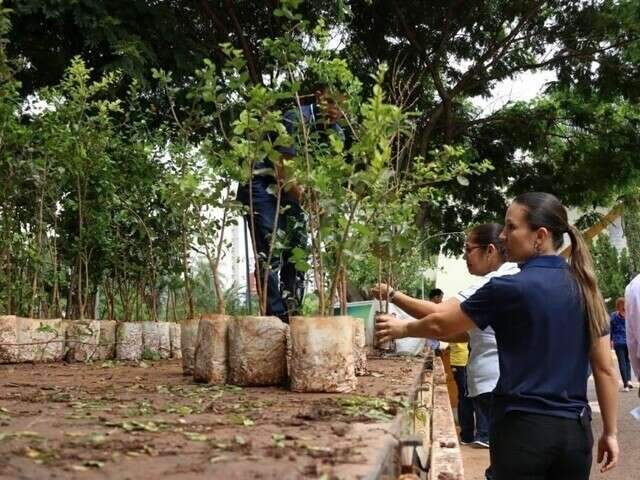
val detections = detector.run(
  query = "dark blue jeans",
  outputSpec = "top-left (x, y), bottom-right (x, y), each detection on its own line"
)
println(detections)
top-left (472, 392), bottom-right (494, 479)
top-left (614, 343), bottom-right (631, 386)
top-left (472, 392), bottom-right (492, 443)
top-left (452, 365), bottom-right (475, 443)
top-left (239, 180), bottom-right (307, 319)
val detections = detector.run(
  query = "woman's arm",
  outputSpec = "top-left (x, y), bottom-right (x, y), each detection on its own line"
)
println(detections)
top-left (376, 306), bottom-right (476, 342)
top-left (372, 283), bottom-right (459, 318)
top-left (590, 334), bottom-right (619, 473)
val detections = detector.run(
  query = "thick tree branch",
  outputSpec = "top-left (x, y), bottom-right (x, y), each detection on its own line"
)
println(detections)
top-left (391, 1), bottom-right (425, 57)
top-left (199, 0), bottom-right (230, 35)
top-left (224, 0), bottom-right (261, 85)
top-left (451, 1), bottom-right (546, 97)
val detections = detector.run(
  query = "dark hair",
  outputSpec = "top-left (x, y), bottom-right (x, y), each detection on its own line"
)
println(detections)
top-left (514, 192), bottom-right (608, 342)
top-left (468, 223), bottom-right (506, 258)
top-left (428, 288), bottom-right (444, 299)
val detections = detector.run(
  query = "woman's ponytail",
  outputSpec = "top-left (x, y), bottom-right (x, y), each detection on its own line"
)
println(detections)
top-left (514, 192), bottom-right (610, 344)
top-left (567, 224), bottom-right (609, 342)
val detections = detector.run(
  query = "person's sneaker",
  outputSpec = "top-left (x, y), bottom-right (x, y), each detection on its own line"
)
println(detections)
top-left (623, 387), bottom-right (630, 392)
top-left (627, 383), bottom-right (635, 389)
top-left (473, 439), bottom-right (490, 448)
top-left (460, 439), bottom-right (474, 446)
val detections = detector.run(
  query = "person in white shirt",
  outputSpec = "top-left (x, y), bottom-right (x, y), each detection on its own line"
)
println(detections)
top-left (625, 273), bottom-right (640, 391)
top-left (373, 223), bottom-right (518, 480)
top-left (454, 224), bottom-right (518, 452)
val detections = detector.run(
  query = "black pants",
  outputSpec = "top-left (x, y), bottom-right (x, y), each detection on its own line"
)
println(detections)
top-left (240, 181), bottom-right (307, 318)
top-left (452, 366), bottom-right (475, 443)
top-left (491, 411), bottom-right (593, 480)
top-left (614, 343), bottom-right (631, 386)
top-left (472, 393), bottom-right (494, 479)
top-left (471, 392), bottom-right (492, 443)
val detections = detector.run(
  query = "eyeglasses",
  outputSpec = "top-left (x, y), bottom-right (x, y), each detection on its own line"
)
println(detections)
top-left (463, 244), bottom-right (488, 257)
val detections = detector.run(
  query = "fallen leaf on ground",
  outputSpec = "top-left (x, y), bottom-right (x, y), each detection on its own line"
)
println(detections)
top-left (183, 432), bottom-right (208, 442)
top-left (209, 455), bottom-right (227, 464)
top-left (0, 431), bottom-right (42, 441)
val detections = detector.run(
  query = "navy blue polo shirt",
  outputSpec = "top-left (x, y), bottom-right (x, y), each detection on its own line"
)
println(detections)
top-left (460, 255), bottom-right (591, 421)
top-left (609, 311), bottom-right (626, 346)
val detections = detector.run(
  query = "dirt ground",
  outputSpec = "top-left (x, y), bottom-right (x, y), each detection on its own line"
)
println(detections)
top-left (0, 357), bottom-right (424, 480)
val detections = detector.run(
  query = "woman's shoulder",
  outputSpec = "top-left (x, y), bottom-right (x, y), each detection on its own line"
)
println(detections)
top-left (483, 271), bottom-right (524, 301)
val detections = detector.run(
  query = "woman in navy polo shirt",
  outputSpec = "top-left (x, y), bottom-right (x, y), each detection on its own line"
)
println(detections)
top-left (376, 192), bottom-right (619, 479)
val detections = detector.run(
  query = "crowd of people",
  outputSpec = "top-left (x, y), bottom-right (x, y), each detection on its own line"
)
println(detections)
top-left (375, 192), bottom-right (638, 480)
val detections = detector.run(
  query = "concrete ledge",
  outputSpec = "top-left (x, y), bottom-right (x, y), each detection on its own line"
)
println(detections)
top-left (430, 356), bottom-right (464, 479)
top-left (353, 350), bottom-right (466, 479)
top-left (334, 355), bottom-right (427, 480)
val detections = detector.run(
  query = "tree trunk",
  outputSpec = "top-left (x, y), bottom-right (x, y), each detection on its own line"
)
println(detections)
top-left (181, 213), bottom-right (194, 319)
top-left (50, 212), bottom-right (61, 317)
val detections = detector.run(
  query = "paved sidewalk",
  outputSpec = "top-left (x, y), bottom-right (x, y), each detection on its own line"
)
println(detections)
top-left (460, 443), bottom-right (489, 480)
top-left (589, 378), bottom-right (640, 479)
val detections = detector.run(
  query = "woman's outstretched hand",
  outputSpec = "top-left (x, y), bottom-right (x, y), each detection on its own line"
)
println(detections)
top-left (371, 283), bottom-right (392, 301)
top-left (375, 313), bottom-right (408, 343)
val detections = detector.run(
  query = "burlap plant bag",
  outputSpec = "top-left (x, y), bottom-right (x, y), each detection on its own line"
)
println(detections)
top-left (169, 323), bottom-right (182, 359)
top-left (142, 321), bottom-right (171, 359)
top-left (352, 317), bottom-right (367, 376)
top-left (65, 320), bottom-right (101, 362)
top-left (228, 316), bottom-right (287, 386)
top-left (95, 320), bottom-right (117, 361)
top-left (180, 318), bottom-right (200, 375)
top-left (0, 315), bottom-right (18, 363)
top-left (1, 317), bottom-right (67, 363)
top-left (285, 324), bottom-right (292, 378)
top-left (289, 316), bottom-right (357, 393)
top-left (33, 319), bottom-right (67, 362)
top-left (16, 318), bottom-right (40, 363)
top-left (193, 314), bottom-right (231, 384)
top-left (116, 322), bottom-right (143, 361)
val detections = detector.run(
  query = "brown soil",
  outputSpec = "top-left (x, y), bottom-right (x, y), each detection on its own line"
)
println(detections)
top-left (0, 357), bottom-right (423, 479)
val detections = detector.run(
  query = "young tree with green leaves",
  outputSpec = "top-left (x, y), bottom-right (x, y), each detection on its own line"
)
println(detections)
top-left (590, 234), bottom-right (634, 310)
top-left (622, 194), bottom-right (640, 275)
